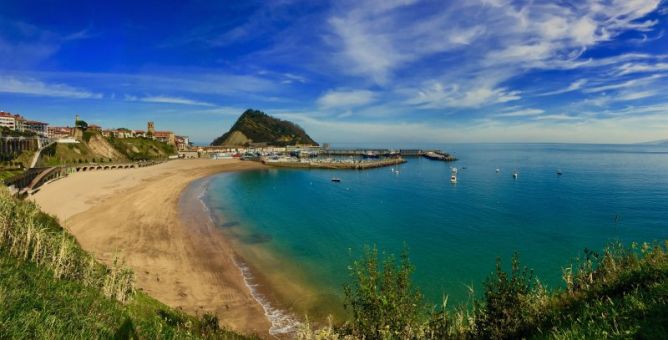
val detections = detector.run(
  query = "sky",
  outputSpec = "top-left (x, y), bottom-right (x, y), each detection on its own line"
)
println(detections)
top-left (1, 0), bottom-right (668, 145)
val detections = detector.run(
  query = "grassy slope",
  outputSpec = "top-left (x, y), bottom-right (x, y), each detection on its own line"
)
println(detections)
top-left (0, 169), bottom-right (23, 182)
top-left (105, 137), bottom-right (176, 161)
top-left (0, 189), bottom-right (251, 339)
top-left (37, 134), bottom-right (175, 167)
top-left (38, 142), bottom-right (111, 167)
top-left (538, 248), bottom-right (668, 338)
top-left (0, 255), bottom-right (249, 339)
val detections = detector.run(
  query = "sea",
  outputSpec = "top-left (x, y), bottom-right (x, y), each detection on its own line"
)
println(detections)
top-left (194, 143), bottom-right (668, 332)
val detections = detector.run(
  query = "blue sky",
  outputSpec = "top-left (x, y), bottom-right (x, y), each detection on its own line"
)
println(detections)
top-left (1, 0), bottom-right (667, 144)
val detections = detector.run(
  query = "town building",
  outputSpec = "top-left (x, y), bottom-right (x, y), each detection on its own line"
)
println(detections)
top-left (0, 112), bottom-right (17, 130)
top-left (23, 120), bottom-right (49, 136)
top-left (48, 126), bottom-right (73, 139)
top-left (153, 131), bottom-right (175, 145)
top-left (175, 135), bottom-right (190, 150)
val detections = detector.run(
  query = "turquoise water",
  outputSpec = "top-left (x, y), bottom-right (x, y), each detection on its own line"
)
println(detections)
top-left (203, 143), bottom-right (668, 310)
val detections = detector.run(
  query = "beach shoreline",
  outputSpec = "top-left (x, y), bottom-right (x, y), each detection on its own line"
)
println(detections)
top-left (31, 159), bottom-right (274, 336)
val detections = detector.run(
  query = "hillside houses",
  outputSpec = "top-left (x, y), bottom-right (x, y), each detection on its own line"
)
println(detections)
top-left (0, 111), bottom-right (49, 137)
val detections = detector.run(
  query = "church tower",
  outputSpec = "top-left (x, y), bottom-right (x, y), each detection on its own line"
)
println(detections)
top-left (147, 121), bottom-right (155, 135)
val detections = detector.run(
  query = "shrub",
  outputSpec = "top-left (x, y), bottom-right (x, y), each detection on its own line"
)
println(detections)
top-left (472, 254), bottom-right (545, 339)
top-left (342, 245), bottom-right (426, 339)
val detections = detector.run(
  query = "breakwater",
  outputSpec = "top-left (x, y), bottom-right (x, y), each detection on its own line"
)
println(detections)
top-left (263, 157), bottom-right (406, 170)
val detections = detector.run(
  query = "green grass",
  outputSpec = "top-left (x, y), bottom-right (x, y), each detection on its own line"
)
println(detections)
top-left (0, 253), bottom-right (250, 339)
top-left (38, 142), bottom-right (107, 167)
top-left (0, 169), bottom-right (23, 182)
top-left (0, 188), bottom-right (252, 339)
top-left (106, 137), bottom-right (176, 161)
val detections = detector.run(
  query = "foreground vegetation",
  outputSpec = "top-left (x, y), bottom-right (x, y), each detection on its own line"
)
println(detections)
top-left (299, 243), bottom-right (668, 339)
top-left (0, 188), bottom-right (249, 339)
top-left (2, 182), bottom-right (666, 339)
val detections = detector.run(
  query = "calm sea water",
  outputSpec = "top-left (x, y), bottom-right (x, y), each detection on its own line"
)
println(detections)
top-left (202, 143), bottom-right (668, 311)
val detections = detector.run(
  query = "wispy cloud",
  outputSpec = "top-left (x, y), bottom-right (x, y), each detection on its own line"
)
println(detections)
top-left (616, 62), bottom-right (668, 75)
top-left (539, 79), bottom-right (587, 96)
top-left (125, 94), bottom-right (215, 106)
top-left (405, 82), bottom-right (521, 108)
top-left (317, 89), bottom-right (376, 109)
top-left (495, 108), bottom-right (544, 117)
top-left (0, 76), bottom-right (102, 99)
top-left (583, 74), bottom-right (664, 93)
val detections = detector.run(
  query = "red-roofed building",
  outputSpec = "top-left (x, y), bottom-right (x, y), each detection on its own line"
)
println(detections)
top-left (24, 120), bottom-right (49, 136)
top-left (0, 111), bottom-right (19, 130)
top-left (48, 126), bottom-right (73, 139)
top-left (153, 131), bottom-right (176, 145)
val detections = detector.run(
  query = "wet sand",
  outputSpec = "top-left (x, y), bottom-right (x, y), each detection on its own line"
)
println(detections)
top-left (31, 159), bottom-right (272, 336)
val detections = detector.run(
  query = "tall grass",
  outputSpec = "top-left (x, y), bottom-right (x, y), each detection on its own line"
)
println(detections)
top-left (0, 187), bottom-right (135, 302)
top-left (1, 187), bottom-right (253, 338)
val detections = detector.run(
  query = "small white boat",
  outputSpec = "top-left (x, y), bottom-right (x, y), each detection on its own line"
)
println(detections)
top-left (496, 168), bottom-right (500, 173)
top-left (331, 177), bottom-right (341, 183)
top-left (556, 169), bottom-right (563, 176)
top-left (450, 175), bottom-right (457, 184)
top-left (512, 171), bottom-right (519, 179)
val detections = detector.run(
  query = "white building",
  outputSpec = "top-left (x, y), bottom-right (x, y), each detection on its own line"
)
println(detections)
top-left (0, 112), bottom-right (16, 130)
top-left (24, 120), bottom-right (49, 137)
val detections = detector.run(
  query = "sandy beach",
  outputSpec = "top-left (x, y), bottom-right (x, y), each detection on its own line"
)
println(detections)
top-left (31, 159), bottom-right (272, 336)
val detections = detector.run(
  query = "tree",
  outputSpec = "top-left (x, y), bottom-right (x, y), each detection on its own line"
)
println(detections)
top-left (75, 120), bottom-right (89, 130)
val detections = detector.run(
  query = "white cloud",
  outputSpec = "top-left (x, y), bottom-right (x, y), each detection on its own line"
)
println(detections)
top-left (583, 74), bottom-right (663, 93)
top-left (125, 94), bottom-right (215, 106)
top-left (279, 103), bottom-right (668, 144)
top-left (317, 89), bottom-right (376, 109)
top-left (495, 108), bottom-right (544, 117)
top-left (0, 76), bottom-right (102, 99)
top-left (328, 0), bottom-right (662, 87)
top-left (539, 79), bottom-right (588, 96)
top-left (617, 62), bottom-right (668, 75)
top-left (533, 113), bottom-right (580, 121)
top-left (406, 82), bottom-right (521, 108)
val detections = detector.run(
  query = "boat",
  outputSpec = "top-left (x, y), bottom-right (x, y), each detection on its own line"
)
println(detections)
top-left (556, 169), bottom-right (563, 176)
top-left (512, 171), bottom-right (519, 179)
top-left (362, 151), bottom-right (380, 159)
top-left (331, 177), bottom-right (341, 182)
top-left (496, 168), bottom-right (500, 173)
top-left (450, 167), bottom-right (457, 184)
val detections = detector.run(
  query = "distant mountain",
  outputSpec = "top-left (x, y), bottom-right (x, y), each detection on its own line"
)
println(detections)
top-left (211, 109), bottom-right (317, 146)
top-left (638, 139), bottom-right (668, 145)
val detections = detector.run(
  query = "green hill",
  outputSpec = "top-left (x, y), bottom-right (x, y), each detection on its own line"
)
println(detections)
top-left (211, 109), bottom-right (317, 147)
top-left (0, 188), bottom-right (250, 339)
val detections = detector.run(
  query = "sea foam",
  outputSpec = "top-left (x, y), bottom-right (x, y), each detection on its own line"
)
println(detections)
top-left (196, 179), bottom-right (301, 336)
